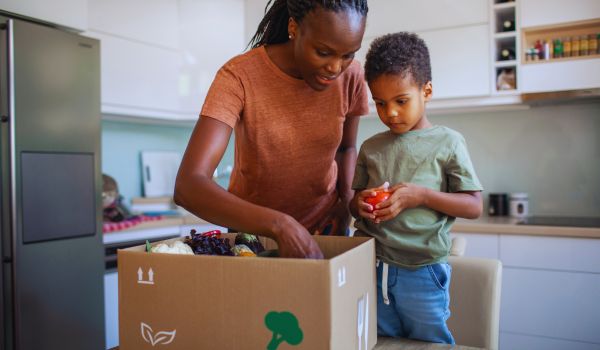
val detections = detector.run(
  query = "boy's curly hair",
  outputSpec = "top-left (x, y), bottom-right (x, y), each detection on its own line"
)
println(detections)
top-left (364, 32), bottom-right (431, 87)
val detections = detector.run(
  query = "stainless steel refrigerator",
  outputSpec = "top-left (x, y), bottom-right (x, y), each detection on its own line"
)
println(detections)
top-left (0, 15), bottom-right (105, 349)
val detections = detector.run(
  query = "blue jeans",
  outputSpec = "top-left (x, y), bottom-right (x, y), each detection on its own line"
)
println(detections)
top-left (376, 260), bottom-right (455, 344)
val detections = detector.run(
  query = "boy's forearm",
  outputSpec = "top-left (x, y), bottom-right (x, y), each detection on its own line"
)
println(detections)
top-left (421, 188), bottom-right (482, 219)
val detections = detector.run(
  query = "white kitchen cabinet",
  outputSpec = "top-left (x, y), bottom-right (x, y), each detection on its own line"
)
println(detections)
top-left (104, 271), bottom-right (119, 349)
top-left (420, 25), bottom-right (491, 99)
top-left (177, 0), bottom-right (246, 117)
top-left (450, 232), bottom-right (499, 259)
top-left (87, 0), bottom-right (179, 49)
top-left (0, 0), bottom-right (87, 31)
top-left (450, 231), bottom-right (600, 349)
top-left (501, 332), bottom-right (600, 350)
top-left (520, 59), bottom-right (600, 93)
top-left (85, 31), bottom-right (191, 120)
top-left (364, 0), bottom-right (488, 37)
top-left (499, 235), bottom-right (600, 273)
top-left (520, 0), bottom-right (600, 28)
top-left (86, 0), bottom-right (245, 122)
top-left (356, 24), bottom-right (491, 102)
top-left (500, 268), bottom-right (600, 345)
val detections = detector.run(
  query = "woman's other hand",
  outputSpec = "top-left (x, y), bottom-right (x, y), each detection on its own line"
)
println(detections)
top-left (274, 215), bottom-right (324, 259)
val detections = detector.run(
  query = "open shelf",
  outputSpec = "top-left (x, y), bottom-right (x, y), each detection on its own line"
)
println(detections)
top-left (521, 18), bottom-right (600, 64)
top-left (494, 6), bottom-right (516, 33)
top-left (491, 0), bottom-right (519, 94)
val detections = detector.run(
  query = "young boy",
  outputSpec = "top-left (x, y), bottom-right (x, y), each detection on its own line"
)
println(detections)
top-left (350, 32), bottom-right (483, 344)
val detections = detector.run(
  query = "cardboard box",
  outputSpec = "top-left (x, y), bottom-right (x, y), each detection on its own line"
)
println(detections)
top-left (118, 234), bottom-right (376, 350)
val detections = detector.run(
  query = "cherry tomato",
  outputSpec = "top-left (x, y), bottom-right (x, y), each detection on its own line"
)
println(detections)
top-left (365, 190), bottom-right (390, 212)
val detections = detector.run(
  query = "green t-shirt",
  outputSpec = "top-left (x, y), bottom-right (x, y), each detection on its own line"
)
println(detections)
top-left (352, 125), bottom-right (483, 268)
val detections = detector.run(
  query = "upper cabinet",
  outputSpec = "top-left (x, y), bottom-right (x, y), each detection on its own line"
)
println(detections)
top-left (355, 0), bottom-right (491, 109)
top-left (520, 0), bottom-right (600, 28)
top-left (364, 0), bottom-right (488, 36)
top-left (87, 0), bottom-right (179, 49)
top-left (519, 0), bottom-right (600, 93)
top-left (421, 25), bottom-right (491, 100)
top-left (85, 0), bottom-right (245, 122)
top-left (0, 0), bottom-right (87, 31)
top-left (177, 0), bottom-right (246, 118)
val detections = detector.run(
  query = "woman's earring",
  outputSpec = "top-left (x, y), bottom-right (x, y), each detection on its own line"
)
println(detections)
top-left (288, 34), bottom-right (293, 40)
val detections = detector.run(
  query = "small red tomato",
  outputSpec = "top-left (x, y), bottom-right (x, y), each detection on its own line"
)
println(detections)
top-left (365, 190), bottom-right (390, 212)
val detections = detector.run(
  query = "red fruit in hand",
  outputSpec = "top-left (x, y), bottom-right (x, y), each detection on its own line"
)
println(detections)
top-left (365, 190), bottom-right (390, 212)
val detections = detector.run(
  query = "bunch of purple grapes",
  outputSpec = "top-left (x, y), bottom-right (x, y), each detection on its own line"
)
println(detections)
top-left (184, 229), bottom-right (234, 256)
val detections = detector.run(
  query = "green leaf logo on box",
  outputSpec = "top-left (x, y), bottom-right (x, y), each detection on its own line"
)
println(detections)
top-left (264, 311), bottom-right (303, 350)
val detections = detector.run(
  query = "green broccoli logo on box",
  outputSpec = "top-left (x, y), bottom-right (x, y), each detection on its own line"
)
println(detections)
top-left (264, 311), bottom-right (304, 350)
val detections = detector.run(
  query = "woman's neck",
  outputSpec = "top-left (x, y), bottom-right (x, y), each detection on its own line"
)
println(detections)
top-left (264, 42), bottom-right (302, 79)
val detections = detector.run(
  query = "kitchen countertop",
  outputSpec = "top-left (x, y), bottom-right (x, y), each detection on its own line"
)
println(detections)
top-left (102, 214), bottom-right (600, 241)
top-left (452, 216), bottom-right (600, 239)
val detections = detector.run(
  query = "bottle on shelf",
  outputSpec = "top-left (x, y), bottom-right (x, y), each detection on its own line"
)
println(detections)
top-left (534, 40), bottom-right (544, 59)
top-left (571, 36), bottom-right (580, 57)
top-left (499, 47), bottom-right (516, 61)
top-left (544, 40), bottom-right (551, 60)
top-left (580, 35), bottom-right (589, 56)
top-left (553, 38), bottom-right (563, 58)
top-left (502, 19), bottom-right (515, 32)
top-left (563, 37), bottom-right (571, 58)
top-left (597, 33), bottom-right (600, 54)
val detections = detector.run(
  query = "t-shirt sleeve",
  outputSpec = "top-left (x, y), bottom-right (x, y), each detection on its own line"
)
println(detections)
top-left (352, 145), bottom-right (369, 190)
top-left (200, 63), bottom-right (245, 128)
top-left (346, 62), bottom-right (369, 118)
top-left (446, 136), bottom-right (483, 192)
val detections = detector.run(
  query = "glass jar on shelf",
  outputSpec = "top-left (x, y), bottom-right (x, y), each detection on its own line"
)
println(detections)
top-left (571, 36), bottom-right (580, 57)
top-left (580, 35), bottom-right (589, 56)
top-left (562, 37), bottom-right (571, 58)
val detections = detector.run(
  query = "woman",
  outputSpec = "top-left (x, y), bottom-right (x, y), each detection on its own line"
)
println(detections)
top-left (174, 0), bottom-right (369, 258)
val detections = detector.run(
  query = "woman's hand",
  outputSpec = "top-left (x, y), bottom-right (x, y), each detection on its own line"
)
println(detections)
top-left (314, 198), bottom-right (352, 236)
top-left (373, 182), bottom-right (425, 223)
top-left (274, 215), bottom-right (324, 259)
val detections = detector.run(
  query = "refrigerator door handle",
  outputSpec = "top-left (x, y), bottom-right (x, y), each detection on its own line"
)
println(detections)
top-left (5, 18), bottom-right (16, 258)
top-left (4, 18), bottom-right (20, 350)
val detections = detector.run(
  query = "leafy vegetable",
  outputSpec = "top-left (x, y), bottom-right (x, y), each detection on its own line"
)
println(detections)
top-left (234, 233), bottom-right (265, 254)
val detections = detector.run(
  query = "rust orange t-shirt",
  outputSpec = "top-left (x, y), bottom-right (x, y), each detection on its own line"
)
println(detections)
top-left (201, 46), bottom-right (369, 232)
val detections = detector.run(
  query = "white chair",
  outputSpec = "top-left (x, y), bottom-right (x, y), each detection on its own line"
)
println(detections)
top-left (447, 255), bottom-right (503, 350)
top-left (374, 237), bottom-right (502, 350)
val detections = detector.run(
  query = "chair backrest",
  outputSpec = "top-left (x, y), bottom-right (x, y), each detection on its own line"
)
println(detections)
top-left (447, 256), bottom-right (502, 350)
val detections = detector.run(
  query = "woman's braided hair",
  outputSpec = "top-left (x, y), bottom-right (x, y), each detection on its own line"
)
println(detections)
top-left (248, 0), bottom-right (368, 49)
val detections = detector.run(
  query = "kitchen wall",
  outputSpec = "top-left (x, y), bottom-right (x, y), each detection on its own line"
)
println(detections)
top-left (358, 101), bottom-right (600, 217)
top-left (104, 101), bottom-right (599, 217)
top-left (101, 120), bottom-right (234, 204)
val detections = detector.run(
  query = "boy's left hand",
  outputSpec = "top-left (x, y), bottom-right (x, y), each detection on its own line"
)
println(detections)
top-left (372, 182), bottom-right (426, 223)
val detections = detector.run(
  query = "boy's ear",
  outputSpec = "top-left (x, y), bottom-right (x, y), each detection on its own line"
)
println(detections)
top-left (423, 81), bottom-right (433, 101)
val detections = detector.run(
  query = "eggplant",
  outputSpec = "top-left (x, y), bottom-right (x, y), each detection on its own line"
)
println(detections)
top-left (234, 233), bottom-right (265, 254)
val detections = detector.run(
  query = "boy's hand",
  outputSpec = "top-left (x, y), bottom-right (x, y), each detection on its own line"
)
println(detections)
top-left (356, 182), bottom-right (389, 221)
top-left (373, 182), bottom-right (426, 223)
